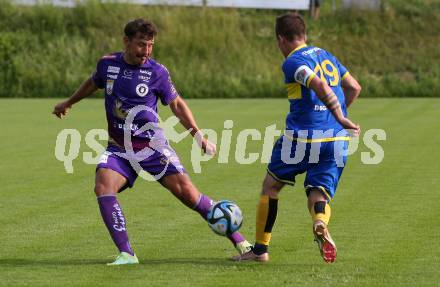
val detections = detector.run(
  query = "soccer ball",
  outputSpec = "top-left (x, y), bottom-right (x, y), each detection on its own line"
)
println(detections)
top-left (207, 200), bottom-right (243, 236)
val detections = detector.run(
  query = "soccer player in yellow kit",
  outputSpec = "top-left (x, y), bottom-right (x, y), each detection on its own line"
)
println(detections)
top-left (235, 13), bottom-right (361, 263)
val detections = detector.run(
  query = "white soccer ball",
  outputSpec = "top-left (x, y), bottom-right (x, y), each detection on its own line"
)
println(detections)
top-left (207, 200), bottom-right (243, 236)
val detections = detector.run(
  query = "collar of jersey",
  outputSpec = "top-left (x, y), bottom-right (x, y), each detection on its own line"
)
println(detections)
top-left (287, 44), bottom-right (308, 58)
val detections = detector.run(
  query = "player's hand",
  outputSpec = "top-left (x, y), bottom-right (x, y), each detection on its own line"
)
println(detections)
top-left (201, 139), bottom-right (217, 155)
top-left (340, 117), bottom-right (361, 137)
top-left (52, 101), bottom-right (71, 119)
top-left (194, 131), bottom-right (217, 155)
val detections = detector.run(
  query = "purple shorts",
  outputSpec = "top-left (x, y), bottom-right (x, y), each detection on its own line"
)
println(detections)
top-left (96, 140), bottom-right (186, 192)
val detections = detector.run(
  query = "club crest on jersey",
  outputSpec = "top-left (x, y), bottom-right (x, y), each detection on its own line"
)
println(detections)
top-left (136, 83), bottom-right (149, 97)
top-left (106, 80), bottom-right (114, 95)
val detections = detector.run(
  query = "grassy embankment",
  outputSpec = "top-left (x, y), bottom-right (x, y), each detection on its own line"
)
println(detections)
top-left (0, 0), bottom-right (438, 98)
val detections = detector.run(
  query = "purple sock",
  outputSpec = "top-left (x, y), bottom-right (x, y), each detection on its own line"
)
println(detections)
top-left (97, 195), bottom-right (134, 256)
top-left (194, 194), bottom-right (213, 219)
top-left (227, 231), bottom-right (246, 246)
top-left (194, 194), bottom-right (246, 246)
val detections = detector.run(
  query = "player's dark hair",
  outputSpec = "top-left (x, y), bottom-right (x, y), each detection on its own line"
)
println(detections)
top-left (275, 13), bottom-right (306, 41)
top-left (124, 18), bottom-right (157, 40)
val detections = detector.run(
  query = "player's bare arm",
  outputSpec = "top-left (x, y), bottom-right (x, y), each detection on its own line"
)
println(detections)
top-left (169, 96), bottom-right (217, 155)
top-left (52, 77), bottom-right (98, 119)
top-left (341, 73), bottom-right (362, 108)
top-left (309, 76), bottom-right (360, 136)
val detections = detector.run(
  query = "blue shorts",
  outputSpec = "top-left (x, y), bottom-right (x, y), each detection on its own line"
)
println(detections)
top-left (267, 136), bottom-right (348, 200)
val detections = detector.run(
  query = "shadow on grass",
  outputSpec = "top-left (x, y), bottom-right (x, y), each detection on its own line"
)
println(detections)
top-left (138, 257), bottom-right (259, 267)
top-left (0, 257), bottom-right (292, 268)
top-left (0, 258), bottom-right (108, 266)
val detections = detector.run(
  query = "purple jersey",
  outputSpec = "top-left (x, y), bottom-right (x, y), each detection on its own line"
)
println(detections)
top-left (92, 52), bottom-right (178, 150)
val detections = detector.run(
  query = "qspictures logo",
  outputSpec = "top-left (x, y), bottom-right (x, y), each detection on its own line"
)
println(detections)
top-left (54, 104), bottom-right (386, 180)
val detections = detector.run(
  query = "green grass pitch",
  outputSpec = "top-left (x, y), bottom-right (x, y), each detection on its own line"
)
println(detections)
top-left (1, 98), bottom-right (439, 286)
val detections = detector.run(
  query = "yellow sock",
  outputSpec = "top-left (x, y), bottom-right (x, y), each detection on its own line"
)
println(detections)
top-left (256, 195), bottom-right (278, 246)
top-left (310, 201), bottom-right (331, 226)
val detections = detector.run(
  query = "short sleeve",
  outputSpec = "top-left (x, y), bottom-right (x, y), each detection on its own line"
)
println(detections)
top-left (158, 66), bottom-right (179, 105)
top-left (338, 61), bottom-right (349, 80)
top-left (282, 57), bottom-right (316, 87)
top-left (91, 59), bottom-right (106, 89)
top-left (330, 53), bottom-right (349, 80)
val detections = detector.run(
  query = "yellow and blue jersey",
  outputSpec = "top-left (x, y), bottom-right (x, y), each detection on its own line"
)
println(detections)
top-left (282, 44), bottom-right (350, 141)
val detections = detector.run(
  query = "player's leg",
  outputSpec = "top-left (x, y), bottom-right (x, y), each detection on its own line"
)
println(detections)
top-left (306, 187), bottom-right (336, 263)
top-left (307, 187), bottom-right (331, 226)
top-left (95, 148), bottom-right (139, 265)
top-left (159, 173), bottom-right (252, 255)
top-left (233, 173), bottom-right (285, 262)
top-left (304, 140), bottom-right (348, 263)
top-left (158, 173), bottom-right (199, 208)
top-left (253, 173), bottom-right (285, 260)
top-left (235, 136), bottom-right (302, 262)
top-left (310, 0), bottom-right (321, 20)
top-left (95, 168), bottom-right (136, 259)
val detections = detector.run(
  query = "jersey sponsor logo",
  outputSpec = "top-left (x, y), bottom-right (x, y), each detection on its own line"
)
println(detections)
top-left (107, 66), bottom-right (120, 74)
top-left (314, 105), bottom-right (328, 111)
top-left (301, 47), bottom-right (321, 56)
top-left (107, 74), bottom-right (118, 80)
top-left (139, 69), bottom-right (152, 75)
top-left (122, 69), bottom-right (133, 79)
top-left (139, 70), bottom-right (152, 81)
top-left (294, 65), bottom-right (314, 86)
top-left (113, 122), bottom-right (139, 131)
top-left (135, 83), bottom-right (149, 97)
top-left (138, 75), bottom-right (151, 82)
top-left (106, 80), bottom-right (114, 95)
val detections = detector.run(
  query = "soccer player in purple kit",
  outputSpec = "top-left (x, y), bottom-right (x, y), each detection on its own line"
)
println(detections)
top-left (52, 18), bottom-right (251, 265)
